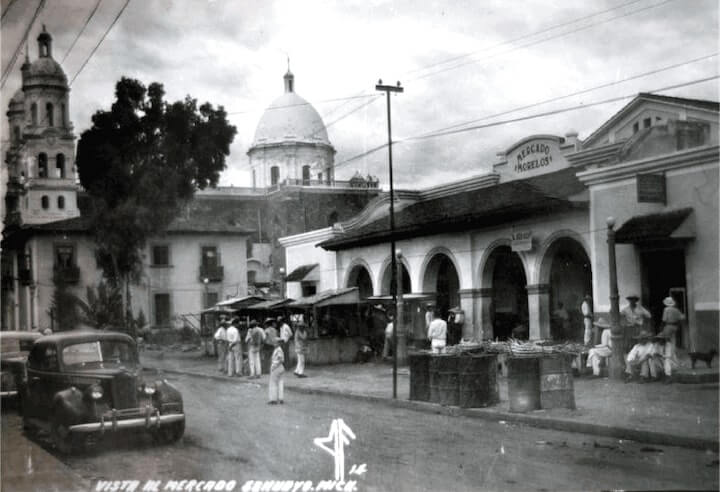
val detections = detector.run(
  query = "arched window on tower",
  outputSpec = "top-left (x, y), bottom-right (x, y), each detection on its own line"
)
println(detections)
top-left (38, 153), bottom-right (48, 178)
top-left (56, 154), bottom-right (65, 178)
top-left (302, 165), bottom-right (311, 185)
top-left (60, 103), bottom-right (66, 127)
top-left (57, 196), bottom-right (65, 209)
top-left (41, 196), bottom-right (49, 210)
top-left (31, 103), bottom-right (38, 125)
top-left (46, 103), bottom-right (54, 126)
top-left (270, 166), bottom-right (280, 186)
top-left (252, 169), bottom-right (256, 189)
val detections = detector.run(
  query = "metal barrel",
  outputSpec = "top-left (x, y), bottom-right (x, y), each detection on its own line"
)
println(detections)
top-left (539, 354), bottom-right (576, 410)
top-left (507, 356), bottom-right (541, 412)
top-left (429, 354), bottom-right (459, 406)
top-left (408, 352), bottom-right (431, 401)
top-left (458, 353), bottom-right (499, 408)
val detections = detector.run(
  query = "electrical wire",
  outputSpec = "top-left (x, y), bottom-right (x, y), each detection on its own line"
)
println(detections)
top-left (60, 0), bottom-right (103, 64)
top-left (0, 0), bottom-right (45, 88)
top-left (1, 0), bottom-right (20, 22)
top-left (68, 0), bottom-right (131, 87)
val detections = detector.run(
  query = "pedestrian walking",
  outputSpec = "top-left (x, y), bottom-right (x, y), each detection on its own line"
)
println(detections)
top-left (581, 294), bottom-right (594, 345)
top-left (245, 320), bottom-right (265, 378)
top-left (226, 320), bottom-right (242, 377)
top-left (294, 322), bottom-right (308, 377)
top-left (427, 310), bottom-right (447, 354)
top-left (213, 320), bottom-right (228, 374)
top-left (278, 316), bottom-right (293, 369)
top-left (660, 296), bottom-right (685, 347)
top-left (268, 339), bottom-right (285, 404)
top-left (263, 318), bottom-right (278, 374)
top-left (620, 294), bottom-right (651, 353)
top-left (382, 313), bottom-right (394, 359)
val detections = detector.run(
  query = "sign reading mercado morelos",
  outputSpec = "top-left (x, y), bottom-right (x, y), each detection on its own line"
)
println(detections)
top-left (504, 135), bottom-right (568, 179)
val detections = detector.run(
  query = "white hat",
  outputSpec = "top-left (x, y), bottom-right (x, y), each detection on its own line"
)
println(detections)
top-left (663, 297), bottom-right (676, 307)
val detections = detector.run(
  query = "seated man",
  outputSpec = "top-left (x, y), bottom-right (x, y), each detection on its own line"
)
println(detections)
top-left (586, 319), bottom-right (612, 377)
top-left (624, 330), bottom-right (655, 382)
top-left (648, 333), bottom-right (668, 382)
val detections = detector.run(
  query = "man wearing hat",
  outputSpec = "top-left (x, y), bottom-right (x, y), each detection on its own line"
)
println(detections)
top-left (226, 318), bottom-right (242, 377)
top-left (245, 321), bottom-right (265, 378)
top-left (624, 330), bottom-right (654, 382)
top-left (278, 316), bottom-right (293, 369)
top-left (661, 296), bottom-right (685, 348)
top-left (620, 294), bottom-right (651, 353)
top-left (586, 319), bottom-right (613, 377)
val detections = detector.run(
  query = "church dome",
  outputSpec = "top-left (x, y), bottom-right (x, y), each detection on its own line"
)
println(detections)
top-left (251, 71), bottom-right (331, 148)
top-left (22, 26), bottom-right (68, 91)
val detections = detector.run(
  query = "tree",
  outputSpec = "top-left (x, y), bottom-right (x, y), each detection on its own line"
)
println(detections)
top-left (75, 282), bottom-right (124, 331)
top-left (76, 78), bottom-right (237, 332)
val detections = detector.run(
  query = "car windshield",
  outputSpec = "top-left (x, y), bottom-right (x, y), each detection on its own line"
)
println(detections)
top-left (62, 340), bottom-right (137, 368)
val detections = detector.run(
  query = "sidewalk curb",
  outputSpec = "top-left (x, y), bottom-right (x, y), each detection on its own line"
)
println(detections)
top-left (148, 366), bottom-right (719, 453)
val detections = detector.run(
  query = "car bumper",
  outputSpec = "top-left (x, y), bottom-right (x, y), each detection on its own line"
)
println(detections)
top-left (0, 390), bottom-right (18, 396)
top-left (69, 411), bottom-right (184, 433)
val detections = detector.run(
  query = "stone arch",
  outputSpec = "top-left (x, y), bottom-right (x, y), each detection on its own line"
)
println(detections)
top-left (420, 247), bottom-right (461, 317)
top-left (419, 246), bottom-right (463, 292)
top-left (344, 258), bottom-right (374, 299)
top-left (535, 229), bottom-right (591, 286)
top-left (378, 255), bottom-right (412, 295)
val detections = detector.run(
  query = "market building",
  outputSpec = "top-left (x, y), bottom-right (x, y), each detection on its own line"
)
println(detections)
top-left (280, 93), bottom-right (719, 352)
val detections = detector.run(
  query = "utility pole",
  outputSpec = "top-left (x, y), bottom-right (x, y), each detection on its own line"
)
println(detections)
top-left (606, 217), bottom-right (624, 379)
top-left (376, 79), bottom-right (403, 399)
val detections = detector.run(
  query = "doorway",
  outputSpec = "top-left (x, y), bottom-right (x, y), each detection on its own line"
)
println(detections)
top-left (641, 248), bottom-right (687, 346)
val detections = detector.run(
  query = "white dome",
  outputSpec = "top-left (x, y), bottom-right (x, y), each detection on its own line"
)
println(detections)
top-left (251, 86), bottom-right (330, 147)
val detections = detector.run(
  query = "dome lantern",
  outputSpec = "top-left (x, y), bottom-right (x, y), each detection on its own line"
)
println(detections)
top-left (284, 69), bottom-right (294, 93)
top-left (38, 25), bottom-right (52, 58)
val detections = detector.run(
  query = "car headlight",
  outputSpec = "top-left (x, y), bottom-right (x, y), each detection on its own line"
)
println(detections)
top-left (88, 384), bottom-right (103, 400)
top-left (143, 383), bottom-right (156, 395)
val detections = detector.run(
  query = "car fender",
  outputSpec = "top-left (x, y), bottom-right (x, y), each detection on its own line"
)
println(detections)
top-left (153, 379), bottom-right (183, 413)
top-left (52, 387), bottom-right (86, 425)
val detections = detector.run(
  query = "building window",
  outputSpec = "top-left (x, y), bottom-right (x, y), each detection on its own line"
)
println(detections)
top-left (270, 166), bottom-right (280, 186)
top-left (61, 103), bottom-right (66, 127)
top-left (31, 103), bottom-right (37, 125)
top-left (46, 103), bottom-right (54, 126)
top-left (643, 117), bottom-right (651, 129)
top-left (204, 291), bottom-right (218, 309)
top-left (301, 282), bottom-right (317, 297)
top-left (248, 270), bottom-right (257, 285)
top-left (302, 165), bottom-right (311, 185)
top-left (246, 238), bottom-right (254, 258)
top-left (41, 195), bottom-right (49, 210)
top-left (56, 153), bottom-right (65, 178)
top-left (201, 246), bottom-right (219, 268)
top-left (57, 196), bottom-right (65, 209)
top-left (318, 172), bottom-right (323, 182)
top-left (154, 293), bottom-right (171, 326)
top-left (151, 245), bottom-right (170, 266)
top-left (633, 122), bottom-right (639, 134)
top-left (38, 153), bottom-right (48, 177)
top-left (55, 244), bottom-right (74, 269)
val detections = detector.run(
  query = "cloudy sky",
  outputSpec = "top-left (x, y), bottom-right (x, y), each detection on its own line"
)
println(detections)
top-left (1, 0), bottom-right (718, 188)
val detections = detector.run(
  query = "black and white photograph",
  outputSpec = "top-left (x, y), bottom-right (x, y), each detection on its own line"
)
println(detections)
top-left (1, 0), bottom-right (718, 490)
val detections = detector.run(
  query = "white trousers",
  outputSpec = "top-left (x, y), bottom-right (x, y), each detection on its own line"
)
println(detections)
top-left (269, 366), bottom-right (285, 402)
top-left (248, 349), bottom-right (262, 377)
top-left (227, 344), bottom-right (242, 376)
top-left (663, 343), bottom-right (678, 376)
top-left (583, 318), bottom-right (593, 345)
top-left (216, 343), bottom-right (227, 371)
top-left (295, 353), bottom-right (306, 375)
top-left (431, 339), bottom-right (446, 354)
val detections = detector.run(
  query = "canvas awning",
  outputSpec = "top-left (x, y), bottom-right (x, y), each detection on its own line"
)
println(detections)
top-left (215, 295), bottom-right (266, 310)
top-left (366, 294), bottom-right (434, 303)
top-left (284, 263), bottom-right (319, 282)
top-left (615, 208), bottom-right (694, 243)
top-left (288, 287), bottom-right (360, 308)
top-left (245, 298), bottom-right (295, 311)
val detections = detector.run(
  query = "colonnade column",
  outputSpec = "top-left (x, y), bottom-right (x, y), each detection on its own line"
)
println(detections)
top-left (458, 289), bottom-right (478, 340)
top-left (478, 288), bottom-right (494, 341)
top-left (526, 283), bottom-right (550, 340)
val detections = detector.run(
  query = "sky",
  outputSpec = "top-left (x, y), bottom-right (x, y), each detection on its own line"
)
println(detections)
top-left (1, 0), bottom-right (718, 189)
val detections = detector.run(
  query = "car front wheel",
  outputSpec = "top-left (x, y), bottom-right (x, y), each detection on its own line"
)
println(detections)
top-left (152, 420), bottom-right (184, 445)
top-left (50, 415), bottom-right (76, 454)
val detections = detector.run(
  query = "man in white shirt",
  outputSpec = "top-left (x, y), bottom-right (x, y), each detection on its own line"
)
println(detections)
top-left (278, 316), bottom-right (293, 368)
top-left (226, 320), bottom-right (242, 377)
top-left (581, 294), bottom-right (593, 345)
top-left (625, 330), bottom-right (653, 382)
top-left (382, 314), bottom-right (394, 359)
top-left (620, 294), bottom-right (651, 353)
top-left (427, 310), bottom-right (447, 354)
top-left (586, 319), bottom-right (612, 377)
top-left (213, 321), bottom-right (228, 374)
top-left (245, 321), bottom-right (265, 378)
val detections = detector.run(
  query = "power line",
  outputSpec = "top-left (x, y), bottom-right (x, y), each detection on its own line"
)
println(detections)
top-left (1, 0), bottom-right (20, 22)
top-left (61, 0), bottom-right (103, 64)
top-left (68, 0), bottom-right (131, 87)
top-left (334, 75), bottom-right (719, 169)
top-left (407, 0), bottom-right (648, 77)
top-left (0, 0), bottom-right (45, 89)
top-left (414, 52), bottom-right (719, 138)
top-left (226, 93), bottom-right (378, 116)
top-left (411, 0), bottom-right (678, 82)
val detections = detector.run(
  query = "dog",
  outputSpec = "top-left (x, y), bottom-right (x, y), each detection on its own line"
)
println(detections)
top-left (689, 349), bottom-right (717, 369)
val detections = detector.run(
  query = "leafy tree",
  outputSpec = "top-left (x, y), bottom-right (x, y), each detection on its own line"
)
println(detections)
top-left (75, 282), bottom-right (124, 331)
top-left (48, 283), bottom-right (80, 331)
top-left (76, 78), bottom-right (236, 331)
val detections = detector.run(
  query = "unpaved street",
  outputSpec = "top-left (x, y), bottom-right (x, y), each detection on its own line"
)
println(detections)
top-left (3, 373), bottom-right (718, 491)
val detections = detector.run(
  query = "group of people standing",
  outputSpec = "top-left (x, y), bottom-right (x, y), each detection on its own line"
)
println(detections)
top-left (213, 315), bottom-right (309, 404)
top-left (585, 294), bottom-right (685, 382)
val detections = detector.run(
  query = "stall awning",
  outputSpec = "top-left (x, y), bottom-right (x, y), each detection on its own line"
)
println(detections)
top-left (285, 264), bottom-right (319, 282)
top-left (615, 208), bottom-right (694, 243)
top-left (245, 298), bottom-right (295, 311)
top-left (216, 295), bottom-right (266, 310)
top-left (366, 294), bottom-right (434, 303)
top-left (288, 287), bottom-right (360, 308)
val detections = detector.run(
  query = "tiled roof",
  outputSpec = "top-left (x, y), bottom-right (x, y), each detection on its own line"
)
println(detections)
top-left (321, 167), bottom-right (586, 251)
top-left (637, 93), bottom-right (720, 112)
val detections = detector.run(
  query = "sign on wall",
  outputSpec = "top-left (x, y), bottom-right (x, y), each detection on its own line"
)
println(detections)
top-left (636, 173), bottom-right (666, 204)
top-left (511, 231), bottom-right (533, 252)
top-left (505, 136), bottom-right (568, 179)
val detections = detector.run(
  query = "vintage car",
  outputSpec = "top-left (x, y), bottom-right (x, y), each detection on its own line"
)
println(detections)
top-left (22, 330), bottom-right (184, 453)
top-left (1, 331), bottom-right (42, 399)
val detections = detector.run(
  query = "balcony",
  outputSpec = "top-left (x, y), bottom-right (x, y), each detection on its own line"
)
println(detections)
top-left (53, 265), bottom-right (80, 285)
top-left (199, 265), bottom-right (224, 282)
